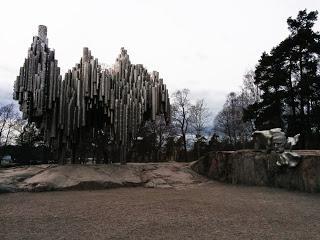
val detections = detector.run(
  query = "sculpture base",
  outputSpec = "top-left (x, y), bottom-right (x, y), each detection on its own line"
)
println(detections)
top-left (191, 150), bottom-right (320, 193)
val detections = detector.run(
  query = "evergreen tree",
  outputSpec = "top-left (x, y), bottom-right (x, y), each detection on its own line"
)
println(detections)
top-left (244, 9), bottom-right (320, 148)
top-left (287, 10), bottom-right (320, 147)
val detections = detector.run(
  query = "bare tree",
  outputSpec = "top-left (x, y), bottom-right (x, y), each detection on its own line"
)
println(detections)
top-left (214, 90), bottom-right (256, 148)
top-left (144, 115), bottom-right (172, 161)
top-left (190, 99), bottom-right (211, 159)
top-left (190, 99), bottom-right (211, 137)
top-left (130, 115), bottom-right (173, 162)
top-left (0, 103), bottom-right (21, 146)
top-left (16, 122), bottom-right (42, 147)
top-left (213, 71), bottom-right (261, 149)
top-left (171, 89), bottom-right (191, 161)
top-left (0, 103), bottom-right (15, 140)
top-left (241, 70), bottom-right (260, 106)
top-left (214, 92), bottom-right (244, 146)
top-left (214, 102), bottom-right (233, 143)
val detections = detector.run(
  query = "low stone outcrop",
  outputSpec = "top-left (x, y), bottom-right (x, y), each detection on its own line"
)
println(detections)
top-left (0, 162), bottom-right (203, 193)
top-left (191, 150), bottom-right (320, 193)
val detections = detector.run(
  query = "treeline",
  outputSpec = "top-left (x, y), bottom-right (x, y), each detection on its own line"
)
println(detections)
top-left (0, 91), bottom-right (213, 163)
top-left (215, 9), bottom-right (320, 150)
top-left (213, 70), bottom-right (259, 149)
top-left (0, 103), bottom-right (51, 164)
top-left (129, 89), bottom-right (212, 162)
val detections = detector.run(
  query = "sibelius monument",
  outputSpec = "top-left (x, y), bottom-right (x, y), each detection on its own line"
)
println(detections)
top-left (13, 25), bottom-right (170, 164)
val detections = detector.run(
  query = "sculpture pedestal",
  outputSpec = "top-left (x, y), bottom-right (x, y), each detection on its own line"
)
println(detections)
top-left (191, 150), bottom-right (320, 193)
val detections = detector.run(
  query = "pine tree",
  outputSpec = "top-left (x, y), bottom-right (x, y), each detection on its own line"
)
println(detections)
top-left (286, 10), bottom-right (320, 147)
top-left (244, 9), bottom-right (320, 148)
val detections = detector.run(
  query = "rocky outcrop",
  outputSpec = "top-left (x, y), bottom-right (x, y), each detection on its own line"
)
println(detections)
top-left (0, 162), bottom-right (203, 193)
top-left (191, 150), bottom-right (320, 193)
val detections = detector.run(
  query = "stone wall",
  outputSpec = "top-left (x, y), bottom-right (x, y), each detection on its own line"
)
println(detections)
top-left (191, 150), bottom-right (320, 193)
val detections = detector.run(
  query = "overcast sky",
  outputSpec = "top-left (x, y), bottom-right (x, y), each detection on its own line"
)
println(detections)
top-left (0, 0), bottom-right (319, 117)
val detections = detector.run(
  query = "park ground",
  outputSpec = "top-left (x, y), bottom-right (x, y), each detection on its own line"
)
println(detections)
top-left (1, 181), bottom-right (320, 240)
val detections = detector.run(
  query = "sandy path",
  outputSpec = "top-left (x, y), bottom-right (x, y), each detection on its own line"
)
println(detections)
top-left (1, 182), bottom-right (319, 240)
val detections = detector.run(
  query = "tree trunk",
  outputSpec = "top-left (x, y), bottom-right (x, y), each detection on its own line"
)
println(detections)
top-left (182, 132), bottom-right (188, 161)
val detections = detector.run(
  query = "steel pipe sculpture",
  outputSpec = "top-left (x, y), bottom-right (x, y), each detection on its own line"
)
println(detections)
top-left (13, 25), bottom-right (170, 164)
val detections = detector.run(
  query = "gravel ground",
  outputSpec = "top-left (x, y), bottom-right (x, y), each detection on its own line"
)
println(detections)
top-left (0, 182), bottom-right (319, 240)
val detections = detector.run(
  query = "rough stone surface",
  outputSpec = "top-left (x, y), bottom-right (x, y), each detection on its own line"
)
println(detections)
top-left (0, 162), bottom-right (205, 193)
top-left (191, 150), bottom-right (320, 193)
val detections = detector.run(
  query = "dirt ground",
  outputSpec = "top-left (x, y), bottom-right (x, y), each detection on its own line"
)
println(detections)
top-left (1, 182), bottom-right (319, 240)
